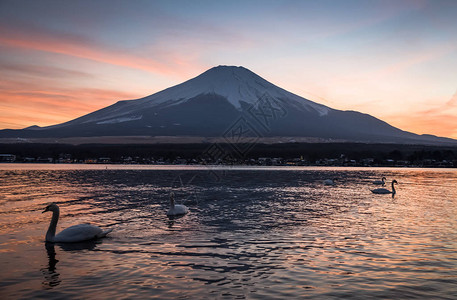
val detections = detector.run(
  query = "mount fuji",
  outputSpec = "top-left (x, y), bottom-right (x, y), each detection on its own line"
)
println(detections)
top-left (1, 65), bottom-right (456, 145)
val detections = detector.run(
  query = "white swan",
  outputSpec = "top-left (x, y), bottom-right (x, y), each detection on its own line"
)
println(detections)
top-left (371, 180), bottom-right (397, 194)
top-left (324, 178), bottom-right (336, 185)
top-left (372, 176), bottom-right (387, 186)
top-left (167, 192), bottom-right (189, 216)
top-left (42, 203), bottom-right (112, 243)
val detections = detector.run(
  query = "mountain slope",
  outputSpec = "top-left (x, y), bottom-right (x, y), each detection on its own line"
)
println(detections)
top-left (1, 65), bottom-right (456, 145)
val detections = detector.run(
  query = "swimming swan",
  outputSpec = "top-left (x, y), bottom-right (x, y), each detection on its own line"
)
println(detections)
top-left (42, 203), bottom-right (112, 243)
top-left (167, 192), bottom-right (189, 216)
top-left (371, 180), bottom-right (397, 194)
top-left (372, 176), bottom-right (387, 186)
top-left (324, 178), bottom-right (336, 185)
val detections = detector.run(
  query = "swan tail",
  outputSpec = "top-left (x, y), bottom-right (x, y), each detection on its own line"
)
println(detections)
top-left (97, 228), bottom-right (113, 238)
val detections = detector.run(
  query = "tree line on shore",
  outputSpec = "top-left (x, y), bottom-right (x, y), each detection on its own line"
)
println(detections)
top-left (1, 142), bottom-right (456, 167)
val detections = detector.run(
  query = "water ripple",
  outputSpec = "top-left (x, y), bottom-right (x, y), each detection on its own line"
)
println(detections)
top-left (0, 166), bottom-right (456, 298)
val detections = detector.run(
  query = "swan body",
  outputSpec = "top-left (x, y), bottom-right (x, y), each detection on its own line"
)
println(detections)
top-left (371, 180), bottom-right (397, 194)
top-left (167, 192), bottom-right (189, 216)
top-left (324, 179), bottom-right (336, 185)
top-left (43, 203), bottom-right (112, 243)
top-left (372, 177), bottom-right (387, 186)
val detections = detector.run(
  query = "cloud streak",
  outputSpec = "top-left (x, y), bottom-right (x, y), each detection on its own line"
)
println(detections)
top-left (0, 63), bottom-right (93, 79)
top-left (0, 23), bottom-right (202, 78)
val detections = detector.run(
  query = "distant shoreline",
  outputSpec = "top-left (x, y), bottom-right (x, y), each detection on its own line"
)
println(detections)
top-left (0, 136), bottom-right (353, 145)
top-left (1, 141), bottom-right (456, 168)
top-left (0, 163), bottom-right (456, 171)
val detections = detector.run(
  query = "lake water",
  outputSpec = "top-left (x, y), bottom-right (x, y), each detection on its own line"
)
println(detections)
top-left (0, 164), bottom-right (456, 299)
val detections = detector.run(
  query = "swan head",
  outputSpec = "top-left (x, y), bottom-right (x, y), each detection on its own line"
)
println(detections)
top-left (382, 177), bottom-right (386, 181)
top-left (392, 179), bottom-right (398, 185)
top-left (43, 203), bottom-right (59, 214)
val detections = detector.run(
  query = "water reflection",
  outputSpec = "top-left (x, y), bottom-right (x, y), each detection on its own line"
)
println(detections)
top-left (41, 240), bottom-right (99, 290)
top-left (1, 167), bottom-right (456, 299)
top-left (41, 243), bottom-right (60, 289)
top-left (57, 240), bottom-right (99, 252)
top-left (167, 214), bottom-right (187, 228)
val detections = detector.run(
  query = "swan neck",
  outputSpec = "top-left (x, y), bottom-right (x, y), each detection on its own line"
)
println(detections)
top-left (46, 208), bottom-right (59, 242)
top-left (392, 182), bottom-right (396, 194)
top-left (170, 196), bottom-right (175, 209)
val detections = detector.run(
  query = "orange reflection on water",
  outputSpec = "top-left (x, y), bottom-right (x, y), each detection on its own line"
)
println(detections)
top-left (0, 166), bottom-right (456, 298)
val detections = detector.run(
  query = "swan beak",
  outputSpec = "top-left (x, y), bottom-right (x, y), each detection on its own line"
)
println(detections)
top-left (42, 207), bottom-right (49, 213)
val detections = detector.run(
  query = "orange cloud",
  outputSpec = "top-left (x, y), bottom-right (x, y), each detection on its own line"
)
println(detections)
top-left (0, 24), bottom-right (203, 79)
top-left (0, 110), bottom-right (67, 129)
top-left (389, 114), bottom-right (457, 140)
top-left (0, 77), bottom-right (142, 129)
top-left (386, 90), bottom-right (457, 139)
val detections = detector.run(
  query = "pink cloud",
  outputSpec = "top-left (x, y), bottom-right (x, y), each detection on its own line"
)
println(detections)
top-left (0, 24), bottom-right (204, 79)
top-left (0, 63), bottom-right (93, 79)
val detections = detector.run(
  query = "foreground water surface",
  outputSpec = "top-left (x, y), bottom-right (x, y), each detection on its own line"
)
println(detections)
top-left (0, 164), bottom-right (456, 299)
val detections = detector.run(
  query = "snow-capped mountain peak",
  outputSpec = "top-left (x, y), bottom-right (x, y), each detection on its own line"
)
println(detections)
top-left (136, 65), bottom-right (329, 114)
top-left (51, 65), bottom-right (330, 127)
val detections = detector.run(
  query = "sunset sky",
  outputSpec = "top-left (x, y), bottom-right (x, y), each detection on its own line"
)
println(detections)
top-left (1, 0), bottom-right (456, 139)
